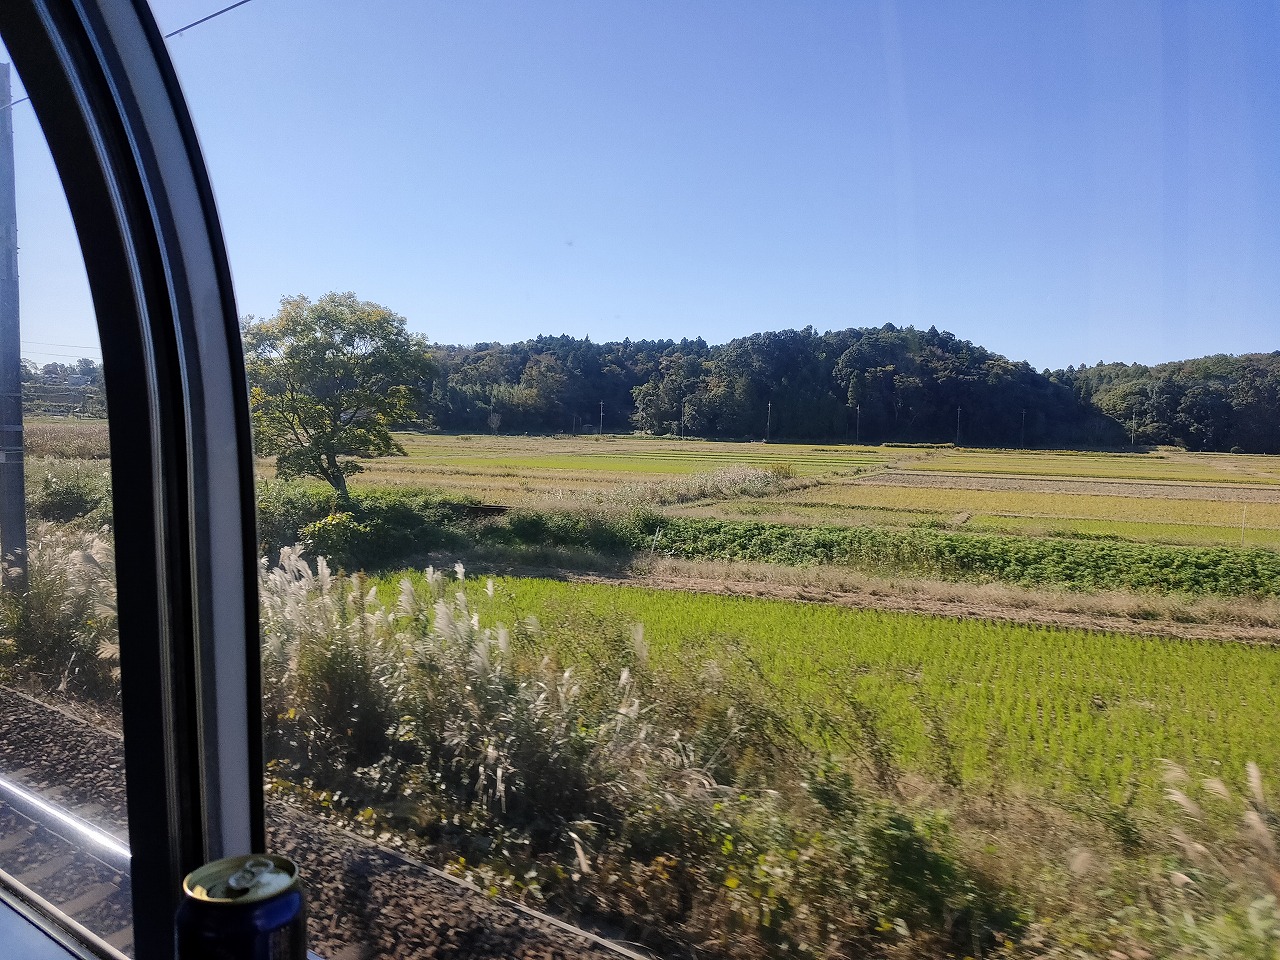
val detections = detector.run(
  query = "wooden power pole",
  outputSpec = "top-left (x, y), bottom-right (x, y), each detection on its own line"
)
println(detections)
top-left (0, 64), bottom-right (27, 590)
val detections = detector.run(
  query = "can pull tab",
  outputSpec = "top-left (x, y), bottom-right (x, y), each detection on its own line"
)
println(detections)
top-left (225, 857), bottom-right (275, 895)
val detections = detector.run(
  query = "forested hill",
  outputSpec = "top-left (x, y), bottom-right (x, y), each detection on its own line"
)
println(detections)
top-left (422, 324), bottom-right (1130, 448)
top-left (421, 327), bottom-right (1280, 451)
top-left (1060, 352), bottom-right (1280, 453)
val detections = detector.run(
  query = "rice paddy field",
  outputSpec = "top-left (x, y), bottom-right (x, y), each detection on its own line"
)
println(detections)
top-left (357, 433), bottom-right (1280, 550)
top-left (903, 449), bottom-right (1280, 484)
top-left (453, 575), bottom-right (1280, 808)
top-left (341, 433), bottom-right (888, 502)
top-left (364, 435), bottom-right (1280, 811)
top-left (32, 419), bottom-right (1280, 951)
top-left (689, 475), bottom-right (1280, 549)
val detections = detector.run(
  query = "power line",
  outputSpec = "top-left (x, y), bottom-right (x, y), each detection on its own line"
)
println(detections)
top-left (164, 0), bottom-right (261, 39)
top-left (22, 340), bottom-right (101, 351)
top-left (22, 350), bottom-right (102, 360)
top-left (0, 0), bottom-right (264, 112)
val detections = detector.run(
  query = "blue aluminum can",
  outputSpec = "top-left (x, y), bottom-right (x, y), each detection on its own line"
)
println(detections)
top-left (176, 853), bottom-right (306, 960)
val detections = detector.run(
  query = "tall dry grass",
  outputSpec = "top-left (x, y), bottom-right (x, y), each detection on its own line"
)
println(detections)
top-left (0, 522), bottom-right (118, 701)
top-left (24, 420), bottom-right (110, 460)
top-left (258, 547), bottom-right (1007, 959)
top-left (1156, 761), bottom-right (1280, 958)
top-left (582, 463), bottom-right (813, 510)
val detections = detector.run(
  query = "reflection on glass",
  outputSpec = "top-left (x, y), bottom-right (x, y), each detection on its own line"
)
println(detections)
top-left (0, 49), bottom-right (132, 956)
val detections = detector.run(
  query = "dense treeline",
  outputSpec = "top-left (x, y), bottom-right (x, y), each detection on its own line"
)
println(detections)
top-left (1060, 353), bottom-right (1280, 453)
top-left (26, 327), bottom-right (1280, 452)
top-left (422, 324), bottom-right (1126, 447)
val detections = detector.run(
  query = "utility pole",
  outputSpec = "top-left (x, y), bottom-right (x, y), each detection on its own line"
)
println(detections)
top-left (1021, 409), bottom-right (1026, 449)
top-left (766, 401), bottom-right (772, 443)
top-left (0, 65), bottom-right (26, 591)
top-left (1130, 415), bottom-right (1137, 446)
top-left (955, 405), bottom-right (961, 446)
top-left (856, 404), bottom-right (861, 445)
top-left (598, 400), bottom-right (603, 437)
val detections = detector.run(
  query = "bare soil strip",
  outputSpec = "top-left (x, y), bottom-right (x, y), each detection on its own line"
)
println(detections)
top-left (616, 572), bottom-right (1279, 644)
top-left (856, 470), bottom-right (1280, 502)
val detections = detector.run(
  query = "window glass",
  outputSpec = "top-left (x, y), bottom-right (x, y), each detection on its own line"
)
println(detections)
top-left (0, 45), bottom-right (132, 956)
top-left (166, 3), bottom-right (1280, 959)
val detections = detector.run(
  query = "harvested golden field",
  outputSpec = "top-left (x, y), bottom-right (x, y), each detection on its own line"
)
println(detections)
top-left (245, 427), bottom-right (1280, 549)
top-left (347, 432), bottom-right (886, 503)
top-left (785, 475), bottom-right (1280, 526)
top-left (902, 448), bottom-right (1280, 483)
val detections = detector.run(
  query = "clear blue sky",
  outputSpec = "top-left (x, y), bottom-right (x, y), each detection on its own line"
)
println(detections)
top-left (7, 0), bottom-right (1280, 370)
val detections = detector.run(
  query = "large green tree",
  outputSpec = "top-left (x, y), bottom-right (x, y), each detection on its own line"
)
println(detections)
top-left (244, 292), bottom-right (435, 499)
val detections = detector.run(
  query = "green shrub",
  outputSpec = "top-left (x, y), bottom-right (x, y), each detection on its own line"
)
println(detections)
top-left (27, 462), bottom-right (112, 524)
top-left (255, 480), bottom-right (339, 556)
top-left (299, 513), bottom-right (371, 570)
top-left (256, 481), bottom-right (476, 569)
top-left (497, 507), bottom-right (644, 553)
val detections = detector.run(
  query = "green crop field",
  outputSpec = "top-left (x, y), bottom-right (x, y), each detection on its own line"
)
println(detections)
top-left (673, 498), bottom-right (1280, 549)
top-left (456, 575), bottom-right (1280, 806)
top-left (391, 433), bottom-right (886, 473)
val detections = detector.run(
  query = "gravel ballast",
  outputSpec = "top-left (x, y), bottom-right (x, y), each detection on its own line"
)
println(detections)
top-left (0, 686), bottom-right (639, 959)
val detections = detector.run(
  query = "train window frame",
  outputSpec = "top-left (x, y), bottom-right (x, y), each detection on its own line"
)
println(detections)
top-left (0, 1), bottom-right (263, 959)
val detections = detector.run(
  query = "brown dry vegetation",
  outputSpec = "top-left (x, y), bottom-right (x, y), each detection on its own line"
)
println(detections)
top-left (24, 419), bottom-right (110, 460)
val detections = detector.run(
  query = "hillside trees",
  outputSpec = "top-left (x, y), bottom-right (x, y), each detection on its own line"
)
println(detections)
top-left (631, 353), bottom-right (709, 434)
top-left (270, 313), bottom-right (1276, 450)
top-left (421, 325), bottom-right (1123, 445)
top-left (244, 293), bottom-right (435, 499)
top-left (1066, 353), bottom-right (1280, 452)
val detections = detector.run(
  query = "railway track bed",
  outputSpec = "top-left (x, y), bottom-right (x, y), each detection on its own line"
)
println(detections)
top-left (0, 687), bottom-right (644, 959)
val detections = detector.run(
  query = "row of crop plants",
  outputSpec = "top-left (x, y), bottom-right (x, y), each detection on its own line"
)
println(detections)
top-left (462, 576), bottom-right (1280, 806)
top-left (630, 516), bottom-right (1280, 595)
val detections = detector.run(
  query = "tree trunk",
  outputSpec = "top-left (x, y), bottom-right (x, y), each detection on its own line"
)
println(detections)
top-left (324, 453), bottom-right (349, 502)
